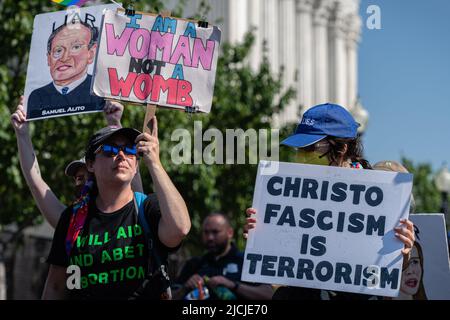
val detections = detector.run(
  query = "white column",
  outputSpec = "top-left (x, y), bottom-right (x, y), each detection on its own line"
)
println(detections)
top-left (0, 261), bottom-right (5, 300)
top-left (328, 2), bottom-right (348, 107)
top-left (228, 0), bottom-right (248, 44)
top-left (345, 14), bottom-right (361, 111)
top-left (278, 0), bottom-right (297, 122)
top-left (248, 0), bottom-right (262, 71)
top-left (262, 0), bottom-right (279, 74)
top-left (312, 0), bottom-right (332, 105)
top-left (296, 0), bottom-right (315, 111)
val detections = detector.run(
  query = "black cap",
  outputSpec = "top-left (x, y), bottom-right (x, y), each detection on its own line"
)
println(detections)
top-left (85, 126), bottom-right (141, 160)
top-left (65, 158), bottom-right (86, 177)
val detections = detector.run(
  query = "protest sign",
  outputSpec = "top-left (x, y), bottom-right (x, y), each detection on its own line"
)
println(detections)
top-left (403, 214), bottom-right (450, 300)
top-left (242, 161), bottom-right (413, 297)
top-left (24, 4), bottom-right (117, 120)
top-left (92, 10), bottom-right (222, 112)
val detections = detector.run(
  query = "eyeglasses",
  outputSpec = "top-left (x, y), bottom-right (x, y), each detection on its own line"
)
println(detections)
top-left (51, 43), bottom-right (88, 59)
top-left (95, 144), bottom-right (137, 158)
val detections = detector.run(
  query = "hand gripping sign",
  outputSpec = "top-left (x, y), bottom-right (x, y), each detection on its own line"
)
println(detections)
top-left (92, 9), bottom-right (222, 113)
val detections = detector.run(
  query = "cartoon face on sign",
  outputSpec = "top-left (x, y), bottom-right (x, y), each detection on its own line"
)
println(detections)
top-left (47, 22), bottom-right (97, 86)
top-left (400, 242), bottom-right (428, 300)
top-left (24, 4), bottom-right (117, 120)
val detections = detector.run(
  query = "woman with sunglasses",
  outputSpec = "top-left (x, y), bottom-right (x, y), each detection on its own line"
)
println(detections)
top-left (243, 103), bottom-right (415, 300)
top-left (42, 119), bottom-right (190, 299)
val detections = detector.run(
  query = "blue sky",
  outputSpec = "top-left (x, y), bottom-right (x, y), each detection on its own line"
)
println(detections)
top-left (359, 0), bottom-right (450, 171)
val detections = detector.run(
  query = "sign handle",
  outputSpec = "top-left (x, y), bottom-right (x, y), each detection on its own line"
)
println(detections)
top-left (143, 104), bottom-right (157, 134)
top-left (142, 9), bottom-right (170, 135)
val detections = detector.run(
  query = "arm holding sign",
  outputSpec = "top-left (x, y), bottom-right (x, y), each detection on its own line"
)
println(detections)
top-left (135, 116), bottom-right (190, 248)
top-left (11, 97), bottom-right (65, 228)
top-left (11, 98), bottom-right (144, 228)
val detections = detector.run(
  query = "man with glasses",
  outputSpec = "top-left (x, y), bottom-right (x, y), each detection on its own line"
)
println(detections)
top-left (42, 120), bottom-right (191, 299)
top-left (27, 21), bottom-right (104, 118)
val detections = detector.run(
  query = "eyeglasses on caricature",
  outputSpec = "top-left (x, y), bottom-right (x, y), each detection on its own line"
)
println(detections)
top-left (51, 43), bottom-right (89, 59)
top-left (95, 144), bottom-right (137, 157)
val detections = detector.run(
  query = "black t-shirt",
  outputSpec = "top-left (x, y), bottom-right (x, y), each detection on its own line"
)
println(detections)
top-left (47, 193), bottom-right (174, 300)
top-left (176, 244), bottom-right (244, 284)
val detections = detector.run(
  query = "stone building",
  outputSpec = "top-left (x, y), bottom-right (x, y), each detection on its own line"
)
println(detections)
top-left (167, 0), bottom-right (369, 128)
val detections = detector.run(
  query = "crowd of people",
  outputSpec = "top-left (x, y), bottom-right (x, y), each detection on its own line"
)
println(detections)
top-left (10, 97), bottom-right (424, 300)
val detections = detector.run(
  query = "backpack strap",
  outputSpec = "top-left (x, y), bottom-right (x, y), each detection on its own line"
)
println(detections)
top-left (133, 192), bottom-right (161, 272)
top-left (134, 192), bottom-right (150, 241)
top-left (130, 192), bottom-right (171, 299)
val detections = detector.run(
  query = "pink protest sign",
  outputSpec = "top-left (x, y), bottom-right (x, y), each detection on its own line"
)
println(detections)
top-left (92, 10), bottom-right (221, 113)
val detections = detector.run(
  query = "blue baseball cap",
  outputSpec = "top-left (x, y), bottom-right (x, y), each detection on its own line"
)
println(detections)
top-left (281, 103), bottom-right (360, 148)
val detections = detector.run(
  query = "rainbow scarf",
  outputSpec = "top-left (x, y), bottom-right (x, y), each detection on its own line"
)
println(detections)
top-left (52, 0), bottom-right (89, 7)
top-left (65, 179), bottom-right (93, 256)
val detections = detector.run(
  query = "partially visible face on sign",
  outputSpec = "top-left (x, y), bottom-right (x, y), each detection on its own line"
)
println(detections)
top-left (401, 246), bottom-right (422, 296)
top-left (47, 24), bottom-right (96, 86)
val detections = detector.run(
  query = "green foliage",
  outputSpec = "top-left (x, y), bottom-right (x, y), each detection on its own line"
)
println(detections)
top-left (0, 1), bottom-right (295, 257)
top-left (402, 158), bottom-right (441, 214)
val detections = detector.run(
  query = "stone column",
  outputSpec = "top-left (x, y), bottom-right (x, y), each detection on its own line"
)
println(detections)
top-left (312, 0), bottom-right (333, 105)
top-left (228, 0), bottom-right (248, 44)
top-left (0, 260), bottom-right (5, 300)
top-left (248, 0), bottom-right (262, 71)
top-left (278, 0), bottom-right (297, 122)
top-left (296, 0), bottom-right (315, 112)
top-left (345, 14), bottom-right (361, 112)
top-left (262, 0), bottom-right (280, 74)
top-left (328, 2), bottom-right (348, 107)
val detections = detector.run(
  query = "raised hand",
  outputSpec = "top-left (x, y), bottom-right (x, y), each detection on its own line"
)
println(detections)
top-left (243, 207), bottom-right (257, 239)
top-left (10, 96), bottom-right (29, 135)
top-left (103, 100), bottom-right (124, 127)
top-left (395, 218), bottom-right (415, 255)
top-left (135, 116), bottom-right (160, 169)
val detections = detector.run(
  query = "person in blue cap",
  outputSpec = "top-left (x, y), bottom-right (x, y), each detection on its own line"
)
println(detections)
top-left (280, 102), bottom-right (370, 169)
top-left (243, 103), bottom-right (416, 300)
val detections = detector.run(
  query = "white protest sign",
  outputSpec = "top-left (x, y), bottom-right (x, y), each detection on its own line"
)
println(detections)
top-left (242, 161), bottom-right (413, 297)
top-left (92, 10), bottom-right (221, 112)
top-left (403, 214), bottom-right (450, 300)
top-left (24, 4), bottom-right (117, 121)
